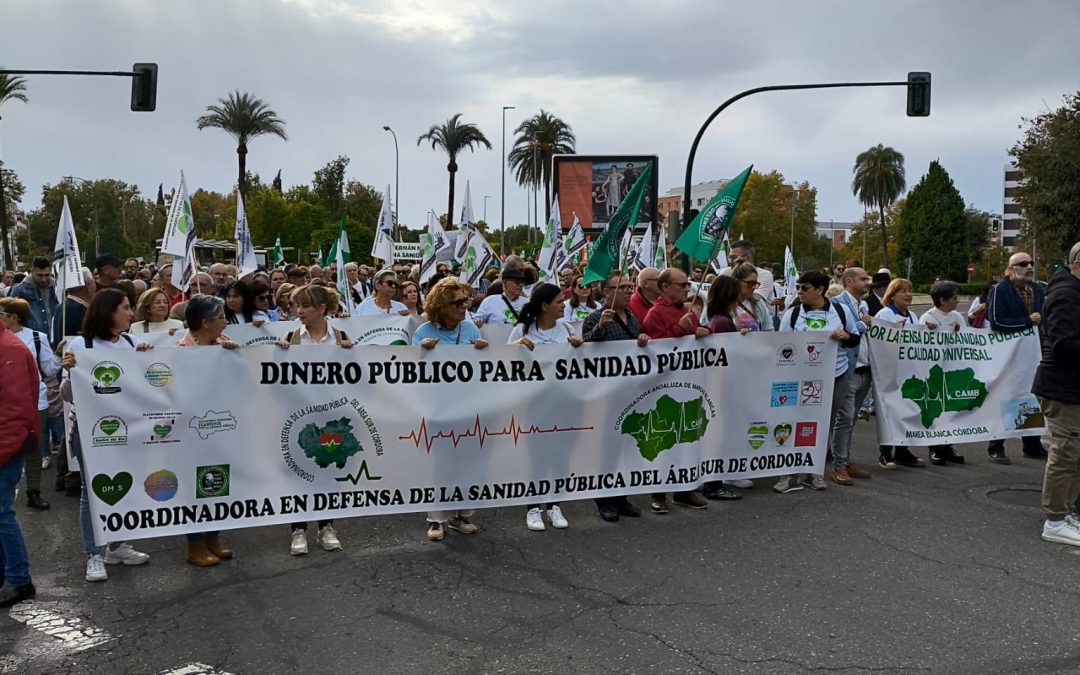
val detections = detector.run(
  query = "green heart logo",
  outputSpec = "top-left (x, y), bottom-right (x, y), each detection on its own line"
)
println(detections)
top-left (774, 423), bottom-right (793, 446)
top-left (92, 365), bottom-right (121, 385)
top-left (153, 424), bottom-right (172, 438)
top-left (98, 418), bottom-right (121, 436)
top-left (747, 423), bottom-right (768, 450)
top-left (91, 472), bottom-right (133, 506)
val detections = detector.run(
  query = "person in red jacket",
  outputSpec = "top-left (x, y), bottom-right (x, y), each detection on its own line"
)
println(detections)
top-left (628, 267), bottom-right (660, 326)
top-left (0, 320), bottom-right (39, 607)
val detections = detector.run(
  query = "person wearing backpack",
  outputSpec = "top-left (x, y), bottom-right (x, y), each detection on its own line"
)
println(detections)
top-left (773, 270), bottom-right (861, 494)
top-left (0, 297), bottom-right (60, 510)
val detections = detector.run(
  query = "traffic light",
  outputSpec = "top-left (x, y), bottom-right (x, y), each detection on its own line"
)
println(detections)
top-left (906, 72), bottom-right (931, 117)
top-left (992, 222), bottom-right (999, 233)
top-left (130, 63), bottom-right (158, 112)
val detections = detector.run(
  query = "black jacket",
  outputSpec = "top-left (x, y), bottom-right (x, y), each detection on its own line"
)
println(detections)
top-left (1032, 269), bottom-right (1080, 404)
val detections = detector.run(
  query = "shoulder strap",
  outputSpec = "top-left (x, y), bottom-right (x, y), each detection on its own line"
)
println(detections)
top-left (85, 336), bottom-right (94, 349)
top-left (286, 330), bottom-right (301, 345)
top-left (788, 304), bottom-right (801, 329)
top-left (500, 295), bottom-right (520, 321)
top-left (32, 332), bottom-right (45, 378)
top-left (831, 300), bottom-right (847, 326)
top-left (121, 334), bottom-right (134, 347)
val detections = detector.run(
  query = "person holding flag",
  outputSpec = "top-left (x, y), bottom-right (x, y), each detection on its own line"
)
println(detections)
top-left (582, 162), bottom-right (653, 286)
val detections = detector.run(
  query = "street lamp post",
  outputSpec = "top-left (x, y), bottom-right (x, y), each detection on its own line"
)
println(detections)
top-left (501, 105), bottom-right (515, 256)
top-left (382, 126), bottom-right (399, 240)
top-left (64, 175), bottom-right (98, 258)
top-left (789, 187), bottom-right (799, 254)
top-left (483, 195), bottom-right (492, 224)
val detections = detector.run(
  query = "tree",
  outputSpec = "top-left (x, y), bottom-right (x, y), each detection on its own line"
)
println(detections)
top-left (272, 169), bottom-right (283, 194)
top-left (0, 70), bottom-right (28, 269)
top-left (896, 161), bottom-right (968, 284)
top-left (312, 155), bottom-right (350, 215)
top-left (852, 144), bottom-right (906, 269)
top-left (965, 208), bottom-right (994, 263)
top-left (728, 170), bottom-right (828, 269)
top-left (836, 208), bottom-right (901, 274)
top-left (508, 110), bottom-right (576, 221)
top-left (417, 113), bottom-right (491, 230)
top-left (1010, 90), bottom-right (1080, 264)
top-left (196, 91), bottom-right (287, 199)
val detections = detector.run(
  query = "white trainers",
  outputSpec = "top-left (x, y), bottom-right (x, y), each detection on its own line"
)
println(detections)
top-left (41, 456), bottom-right (51, 470)
top-left (317, 525), bottom-right (342, 551)
top-left (526, 507), bottom-right (545, 531)
top-left (773, 476), bottom-right (803, 494)
top-left (1042, 517), bottom-right (1080, 547)
top-left (103, 543), bottom-right (150, 566)
top-left (85, 554), bottom-right (107, 582)
top-left (803, 474), bottom-right (827, 491)
top-left (547, 505), bottom-right (569, 529)
top-left (724, 479), bottom-right (754, 489)
top-left (290, 529), bottom-right (308, 555)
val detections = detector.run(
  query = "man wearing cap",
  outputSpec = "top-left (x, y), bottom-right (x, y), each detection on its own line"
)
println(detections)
top-left (94, 255), bottom-right (122, 290)
top-left (866, 271), bottom-right (890, 317)
top-left (985, 251), bottom-right (1048, 464)
top-left (1035, 242), bottom-right (1080, 546)
top-left (475, 268), bottom-right (528, 324)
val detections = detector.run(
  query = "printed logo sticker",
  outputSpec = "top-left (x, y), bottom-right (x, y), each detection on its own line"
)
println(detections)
top-left (91, 416), bottom-right (128, 447)
top-left (794, 422), bottom-right (818, 447)
top-left (196, 465), bottom-right (230, 499)
top-left (91, 362), bottom-right (123, 394)
top-left (144, 362), bottom-right (174, 388)
top-left (799, 380), bottom-right (823, 406)
top-left (143, 411), bottom-right (181, 445)
top-left (92, 472), bottom-right (133, 506)
top-left (773, 423), bottom-right (792, 446)
top-left (805, 343), bottom-right (825, 365)
top-left (770, 382), bottom-right (798, 408)
top-left (776, 343), bottom-right (796, 365)
top-left (190, 410), bottom-right (238, 440)
top-left (616, 384), bottom-right (715, 462)
top-left (746, 422), bottom-right (768, 450)
top-left (144, 470), bottom-right (179, 502)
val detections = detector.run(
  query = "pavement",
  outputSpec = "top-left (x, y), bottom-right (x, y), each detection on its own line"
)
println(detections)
top-left (1, 419), bottom-right (1074, 675)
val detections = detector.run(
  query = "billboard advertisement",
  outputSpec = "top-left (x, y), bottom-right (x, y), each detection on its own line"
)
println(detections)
top-left (552, 155), bottom-right (658, 233)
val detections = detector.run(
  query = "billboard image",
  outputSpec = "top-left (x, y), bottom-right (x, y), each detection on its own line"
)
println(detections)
top-left (553, 155), bottom-right (658, 233)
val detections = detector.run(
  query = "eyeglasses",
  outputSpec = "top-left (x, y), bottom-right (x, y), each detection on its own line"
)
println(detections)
top-left (383, 280), bottom-right (399, 287)
top-left (1012, 260), bottom-right (1033, 268)
top-left (834, 267), bottom-right (845, 273)
top-left (451, 298), bottom-right (469, 307)
top-left (256, 294), bottom-right (271, 300)
top-left (605, 284), bottom-right (633, 292)
top-left (798, 284), bottom-right (817, 292)
top-left (741, 280), bottom-right (760, 288)
top-left (575, 285), bottom-right (587, 290)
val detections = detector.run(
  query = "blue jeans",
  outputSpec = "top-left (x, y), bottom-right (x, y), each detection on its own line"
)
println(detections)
top-left (72, 419), bottom-right (124, 557)
top-left (42, 415), bottom-right (63, 458)
top-left (0, 451), bottom-right (31, 587)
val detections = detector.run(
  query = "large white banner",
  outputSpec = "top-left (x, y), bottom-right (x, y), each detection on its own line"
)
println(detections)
top-left (867, 320), bottom-right (1046, 446)
top-left (70, 333), bottom-right (835, 543)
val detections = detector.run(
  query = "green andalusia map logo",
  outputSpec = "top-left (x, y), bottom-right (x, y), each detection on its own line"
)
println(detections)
top-left (299, 417), bottom-right (364, 469)
top-left (620, 394), bottom-right (709, 461)
top-left (901, 365), bottom-right (988, 428)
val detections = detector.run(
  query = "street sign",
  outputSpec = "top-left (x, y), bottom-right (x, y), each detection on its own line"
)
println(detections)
top-left (967, 263), bottom-right (975, 273)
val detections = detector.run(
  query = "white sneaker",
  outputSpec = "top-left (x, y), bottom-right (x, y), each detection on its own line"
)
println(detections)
top-left (317, 525), bottom-right (342, 551)
top-left (526, 507), bottom-right (545, 531)
top-left (41, 456), bottom-right (51, 470)
top-left (85, 554), bottom-right (107, 582)
top-left (290, 529), bottom-right (308, 555)
top-left (724, 479), bottom-right (754, 489)
top-left (1042, 518), bottom-right (1080, 547)
top-left (547, 505), bottom-right (569, 529)
top-left (773, 476), bottom-right (803, 494)
top-left (103, 543), bottom-right (150, 566)
top-left (803, 474), bottom-right (827, 491)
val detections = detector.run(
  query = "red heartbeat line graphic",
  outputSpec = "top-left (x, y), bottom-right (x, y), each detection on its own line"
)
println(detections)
top-left (400, 415), bottom-right (595, 453)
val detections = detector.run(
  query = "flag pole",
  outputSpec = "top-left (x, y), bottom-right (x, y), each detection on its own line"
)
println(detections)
top-left (60, 261), bottom-right (68, 342)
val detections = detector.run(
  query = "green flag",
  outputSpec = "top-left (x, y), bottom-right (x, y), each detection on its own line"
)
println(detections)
top-left (324, 214), bottom-right (348, 267)
top-left (674, 164), bottom-right (752, 264)
top-left (272, 234), bottom-right (284, 267)
top-left (583, 161), bottom-right (652, 285)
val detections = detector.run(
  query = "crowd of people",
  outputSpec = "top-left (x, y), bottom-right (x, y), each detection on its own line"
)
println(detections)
top-left (1, 236), bottom-right (1078, 608)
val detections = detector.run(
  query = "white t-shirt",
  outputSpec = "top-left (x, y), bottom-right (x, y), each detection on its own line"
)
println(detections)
top-left (353, 297), bottom-right (408, 316)
top-left (564, 302), bottom-right (598, 323)
top-left (64, 334), bottom-right (145, 353)
top-left (130, 318), bottom-right (185, 334)
top-left (919, 307), bottom-right (966, 332)
top-left (779, 302), bottom-right (860, 377)
top-left (507, 321), bottom-right (574, 345)
top-left (295, 323), bottom-right (337, 345)
top-left (476, 294), bottom-right (527, 325)
top-left (874, 305), bottom-right (920, 326)
top-left (13, 328), bottom-right (61, 410)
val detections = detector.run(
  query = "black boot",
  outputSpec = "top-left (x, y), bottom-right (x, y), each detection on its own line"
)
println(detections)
top-left (26, 490), bottom-right (50, 510)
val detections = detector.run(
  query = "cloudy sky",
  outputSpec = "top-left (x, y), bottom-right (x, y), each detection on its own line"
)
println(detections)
top-left (2, 0), bottom-right (1078, 235)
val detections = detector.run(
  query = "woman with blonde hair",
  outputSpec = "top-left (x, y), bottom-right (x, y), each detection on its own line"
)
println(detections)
top-left (274, 283), bottom-right (296, 321)
top-left (399, 280), bottom-right (421, 316)
top-left (130, 288), bottom-right (184, 334)
top-left (873, 278), bottom-right (925, 469)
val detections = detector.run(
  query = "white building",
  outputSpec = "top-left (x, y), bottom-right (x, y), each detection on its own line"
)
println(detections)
top-left (1002, 164), bottom-right (1022, 249)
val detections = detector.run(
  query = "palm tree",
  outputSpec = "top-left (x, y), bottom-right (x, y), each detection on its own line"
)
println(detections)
top-left (0, 71), bottom-right (29, 270)
top-left (852, 144), bottom-right (906, 269)
top-left (196, 91), bottom-right (287, 199)
top-left (508, 111), bottom-right (576, 222)
top-left (417, 114), bottom-right (491, 229)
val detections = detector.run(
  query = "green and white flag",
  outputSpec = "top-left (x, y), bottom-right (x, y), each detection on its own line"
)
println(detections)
top-left (458, 228), bottom-right (497, 287)
top-left (583, 161), bottom-right (652, 285)
top-left (674, 165), bottom-right (752, 264)
top-left (272, 234), bottom-right (284, 267)
top-left (323, 214), bottom-right (350, 267)
top-left (52, 196), bottom-right (84, 304)
top-left (536, 194), bottom-right (564, 284)
top-left (634, 220), bottom-right (654, 272)
top-left (709, 230), bottom-right (731, 274)
top-left (653, 223), bottom-right (667, 269)
top-left (371, 185), bottom-right (394, 269)
top-left (332, 217), bottom-right (354, 315)
top-left (563, 213), bottom-right (587, 258)
top-left (420, 211), bottom-right (450, 285)
top-left (783, 245), bottom-right (798, 297)
top-left (455, 181), bottom-right (478, 261)
top-left (234, 192), bottom-right (257, 277)
top-left (161, 171), bottom-right (193, 257)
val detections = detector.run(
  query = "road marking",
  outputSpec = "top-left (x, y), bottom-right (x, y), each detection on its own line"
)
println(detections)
top-left (158, 664), bottom-right (235, 675)
top-left (7, 601), bottom-right (114, 651)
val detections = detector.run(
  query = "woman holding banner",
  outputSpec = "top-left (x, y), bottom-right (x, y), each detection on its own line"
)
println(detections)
top-left (702, 277), bottom-right (750, 499)
top-left (731, 263), bottom-right (775, 333)
top-left (175, 295), bottom-right (239, 565)
top-left (918, 281), bottom-right (967, 465)
top-left (874, 278), bottom-right (927, 469)
top-left (60, 288), bottom-right (153, 583)
top-left (509, 283), bottom-right (583, 532)
top-left (130, 288), bottom-right (184, 335)
top-left (414, 277), bottom-right (488, 541)
top-left (277, 285), bottom-right (353, 555)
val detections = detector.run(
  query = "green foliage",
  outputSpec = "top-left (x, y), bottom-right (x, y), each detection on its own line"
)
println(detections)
top-left (1009, 90), bottom-right (1080, 263)
top-left (313, 156), bottom-right (349, 215)
top-left (896, 161), bottom-right (968, 284)
top-left (835, 208), bottom-right (901, 273)
top-left (196, 90), bottom-right (287, 198)
top-left (417, 113), bottom-right (492, 229)
top-left (965, 208), bottom-right (994, 262)
top-left (728, 170), bottom-right (829, 269)
top-left (852, 144), bottom-right (906, 268)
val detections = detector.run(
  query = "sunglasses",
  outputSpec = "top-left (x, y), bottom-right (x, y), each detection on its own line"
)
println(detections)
top-left (742, 280), bottom-right (760, 288)
top-left (1012, 261), bottom-right (1033, 268)
top-left (451, 298), bottom-right (469, 307)
top-left (256, 294), bottom-right (271, 300)
top-left (798, 284), bottom-right (817, 292)
top-left (383, 280), bottom-right (399, 287)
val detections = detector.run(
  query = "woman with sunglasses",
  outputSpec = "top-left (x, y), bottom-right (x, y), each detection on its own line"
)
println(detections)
top-left (873, 278), bottom-right (927, 469)
top-left (250, 279), bottom-right (277, 321)
top-left (730, 263), bottom-right (775, 333)
top-left (354, 270), bottom-right (410, 316)
top-left (564, 274), bottom-right (601, 323)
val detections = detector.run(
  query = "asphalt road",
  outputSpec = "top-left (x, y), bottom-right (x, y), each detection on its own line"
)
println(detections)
top-left (0, 415), bottom-right (1071, 675)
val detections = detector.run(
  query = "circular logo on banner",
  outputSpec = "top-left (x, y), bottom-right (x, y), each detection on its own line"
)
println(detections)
top-left (196, 465), bottom-right (230, 499)
top-left (280, 397), bottom-right (384, 484)
top-left (144, 363), bottom-right (174, 387)
top-left (144, 470), bottom-right (179, 502)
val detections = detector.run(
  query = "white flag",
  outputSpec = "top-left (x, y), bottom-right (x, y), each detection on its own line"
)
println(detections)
top-left (234, 192), bottom-right (257, 277)
top-left (634, 221), bottom-right (655, 273)
top-left (563, 213), bottom-right (587, 257)
top-left (460, 180), bottom-right (476, 228)
top-left (783, 245), bottom-right (798, 297)
top-left (458, 228), bottom-right (497, 288)
top-left (52, 196), bottom-right (84, 303)
top-left (173, 234), bottom-right (198, 293)
top-left (336, 228), bottom-right (354, 316)
top-left (371, 185), bottom-right (394, 269)
top-left (420, 212), bottom-right (450, 284)
top-left (161, 172), bottom-right (193, 257)
top-left (618, 228), bottom-right (635, 273)
top-left (709, 230), bottom-right (731, 274)
top-left (653, 224), bottom-right (667, 269)
top-left (536, 194), bottom-right (563, 284)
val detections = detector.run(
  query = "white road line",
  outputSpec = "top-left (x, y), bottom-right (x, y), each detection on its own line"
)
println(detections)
top-left (7, 601), bottom-right (114, 651)
top-left (158, 664), bottom-right (235, 675)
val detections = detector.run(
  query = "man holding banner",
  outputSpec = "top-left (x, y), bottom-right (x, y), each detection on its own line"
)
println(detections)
top-left (1036, 242), bottom-right (1080, 546)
